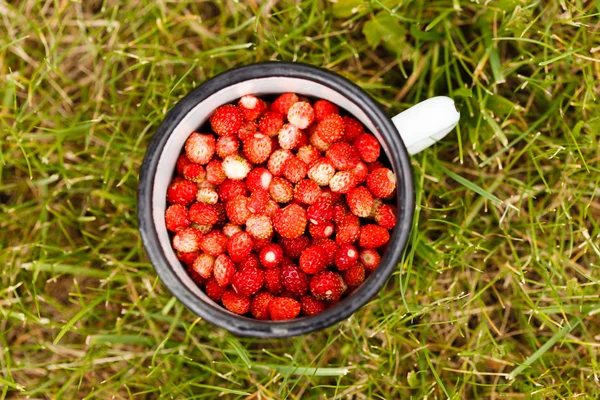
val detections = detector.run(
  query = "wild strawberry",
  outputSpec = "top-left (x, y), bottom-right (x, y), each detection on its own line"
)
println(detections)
top-left (226, 231), bottom-right (253, 262)
top-left (214, 254), bottom-right (236, 287)
top-left (191, 253), bottom-right (215, 279)
top-left (313, 100), bottom-right (339, 122)
top-left (172, 228), bottom-right (202, 252)
top-left (278, 124), bottom-right (302, 150)
top-left (367, 161), bottom-right (385, 173)
top-left (346, 186), bottom-right (374, 218)
top-left (223, 223), bottom-right (242, 238)
top-left (309, 130), bottom-right (332, 152)
top-left (217, 179), bottom-right (247, 202)
top-left (196, 187), bottom-right (219, 204)
top-left (167, 179), bottom-right (198, 206)
top-left (221, 290), bottom-right (250, 314)
top-left (226, 196), bottom-right (251, 225)
top-left (264, 267), bottom-right (283, 294)
top-left (294, 179), bottom-right (322, 204)
top-left (210, 105), bottom-right (243, 136)
top-left (222, 155), bottom-right (251, 181)
top-left (251, 291), bottom-right (274, 320)
top-left (321, 187), bottom-right (343, 204)
top-left (334, 244), bottom-right (358, 271)
top-left (264, 199), bottom-right (280, 218)
top-left (287, 101), bottom-right (314, 129)
top-left (296, 145), bottom-right (320, 165)
top-left (310, 271), bottom-right (346, 301)
top-left (231, 264), bottom-right (264, 296)
top-left (199, 230), bottom-right (228, 256)
top-left (243, 133), bottom-right (272, 164)
top-left (354, 134), bottom-right (380, 163)
top-left (316, 114), bottom-right (344, 143)
top-left (238, 120), bottom-right (258, 141)
top-left (193, 224), bottom-right (212, 234)
top-left (300, 295), bottom-right (325, 316)
top-left (176, 154), bottom-right (193, 176)
top-left (206, 160), bottom-right (226, 185)
top-left (374, 203), bottom-right (397, 229)
top-left (246, 214), bottom-right (273, 239)
top-left (312, 238), bottom-right (338, 266)
top-left (329, 171), bottom-right (355, 194)
top-left (278, 236), bottom-right (309, 259)
top-left (189, 202), bottom-right (219, 225)
top-left (259, 111), bottom-right (284, 137)
top-left (259, 243), bottom-right (284, 268)
top-left (205, 277), bottom-right (226, 301)
top-left (360, 249), bottom-right (381, 270)
top-left (307, 158), bottom-right (335, 186)
top-left (369, 198), bottom-right (383, 218)
top-left (359, 224), bottom-right (390, 248)
top-left (214, 202), bottom-right (227, 223)
top-left (182, 163), bottom-right (206, 183)
top-left (342, 116), bottom-right (364, 141)
top-left (307, 196), bottom-right (333, 225)
top-left (281, 264), bottom-right (309, 295)
top-left (165, 204), bottom-right (190, 232)
top-left (271, 93), bottom-right (299, 115)
top-left (216, 135), bottom-right (239, 159)
top-left (335, 214), bottom-right (360, 245)
top-left (269, 177), bottom-right (294, 203)
top-left (308, 221), bottom-right (334, 239)
top-left (332, 203), bottom-right (348, 224)
top-left (282, 157), bottom-right (308, 183)
top-left (246, 167), bottom-right (273, 193)
top-left (177, 250), bottom-right (199, 265)
top-left (185, 133), bottom-right (216, 165)
top-left (343, 263), bottom-right (365, 287)
top-left (267, 149), bottom-right (293, 176)
top-left (187, 265), bottom-right (206, 285)
top-left (326, 142), bottom-right (360, 171)
top-left (367, 168), bottom-right (396, 198)
top-left (352, 161), bottom-right (368, 184)
top-left (269, 297), bottom-right (301, 320)
top-left (239, 95), bottom-right (267, 121)
top-left (247, 188), bottom-right (269, 213)
top-left (273, 204), bottom-right (307, 239)
top-left (299, 246), bottom-right (327, 274)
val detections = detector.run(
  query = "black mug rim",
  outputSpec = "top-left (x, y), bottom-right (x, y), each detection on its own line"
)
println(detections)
top-left (137, 62), bottom-right (415, 338)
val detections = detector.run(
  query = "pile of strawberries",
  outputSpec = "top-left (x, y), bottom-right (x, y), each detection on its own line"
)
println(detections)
top-left (165, 93), bottom-right (397, 321)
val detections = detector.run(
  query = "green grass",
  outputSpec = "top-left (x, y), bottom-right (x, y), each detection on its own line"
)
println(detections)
top-left (1, 0), bottom-right (599, 398)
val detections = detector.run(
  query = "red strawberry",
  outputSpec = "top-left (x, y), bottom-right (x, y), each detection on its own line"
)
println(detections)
top-left (196, 187), bottom-right (219, 204)
top-left (282, 157), bottom-right (308, 183)
top-left (167, 179), bottom-right (198, 206)
top-left (346, 186), bottom-right (374, 218)
top-left (366, 168), bottom-right (396, 198)
top-left (199, 230), bottom-right (228, 256)
top-left (269, 297), bottom-right (301, 320)
top-left (271, 93), bottom-right (299, 115)
top-left (307, 196), bottom-right (333, 225)
top-left (247, 188), bottom-right (269, 213)
top-left (205, 277), bottom-right (226, 301)
top-left (299, 246), bottom-right (327, 274)
top-left (354, 134), bottom-right (380, 163)
top-left (310, 271), bottom-right (346, 301)
top-left (214, 202), bottom-right (227, 224)
top-left (216, 135), bottom-right (239, 159)
top-left (231, 264), bottom-right (264, 296)
top-left (342, 116), bottom-right (364, 141)
top-left (281, 264), bottom-right (309, 295)
top-left (214, 254), bottom-right (236, 287)
top-left (332, 203), bottom-right (348, 224)
top-left (335, 214), bottom-right (360, 245)
top-left (320, 188), bottom-right (343, 205)
top-left (250, 291), bottom-right (274, 320)
top-left (352, 161), bottom-right (368, 184)
top-left (177, 250), bottom-right (199, 265)
top-left (253, 236), bottom-right (273, 252)
top-left (367, 161), bottom-right (385, 173)
top-left (185, 133), bottom-right (216, 165)
top-left (243, 133), bottom-right (272, 164)
top-left (300, 295), bottom-right (326, 316)
top-left (296, 145), bottom-right (321, 165)
top-left (226, 196), bottom-right (251, 225)
top-left (313, 100), bottom-right (339, 122)
top-left (280, 235), bottom-right (311, 259)
top-left (307, 158), bottom-right (335, 186)
top-left (222, 155), bottom-right (251, 180)
top-left (210, 105), bottom-right (243, 136)
top-left (308, 221), bottom-right (334, 239)
top-left (221, 290), bottom-right (250, 314)
top-left (329, 171), bottom-right (356, 194)
top-left (369, 198), bottom-right (383, 218)
top-left (222, 223), bottom-right (242, 238)
top-left (176, 154), bottom-right (193, 176)
top-left (246, 214), bottom-right (273, 239)
top-left (217, 179), bottom-right (248, 202)
top-left (264, 199), bottom-right (280, 218)
top-left (191, 253), bottom-right (215, 279)
top-left (294, 179), bottom-right (322, 205)
top-left (316, 114), bottom-right (344, 143)
top-left (227, 231), bottom-right (253, 262)
top-left (165, 204), bottom-right (190, 232)
top-left (268, 176), bottom-right (294, 203)
top-left (287, 101), bottom-right (314, 129)
top-left (360, 249), bottom-right (381, 270)
top-left (359, 224), bottom-right (390, 248)
top-left (259, 243), bottom-right (284, 268)
top-left (239, 95), bottom-right (267, 121)
top-left (206, 160), bottom-right (226, 185)
top-left (182, 163), bottom-right (206, 183)
top-left (273, 204), bottom-right (307, 239)
top-left (296, 131), bottom-right (309, 148)
top-left (326, 142), bottom-right (360, 171)
top-left (309, 130), bottom-right (332, 151)
top-left (267, 149), bottom-right (293, 176)
top-left (264, 267), bottom-right (283, 294)
top-left (189, 202), bottom-right (219, 225)
top-left (246, 167), bottom-right (273, 192)
top-left (172, 228), bottom-right (202, 252)
top-left (238, 120), bottom-right (258, 141)
top-left (343, 263), bottom-right (365, 287)
top-left (312, 238), bottom-right (338, 266)
top-left (334, 244), bottom-right (359, 271)
top-left (375, 203), bottom-right (397, 229)
top-left (278, 124), bottom-right (302, 150)
top-left (259, 111), bottom-right (284, 137)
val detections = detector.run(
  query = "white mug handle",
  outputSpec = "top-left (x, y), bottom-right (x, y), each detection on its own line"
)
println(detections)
top-left (391, 96), bottom-right (460, 155)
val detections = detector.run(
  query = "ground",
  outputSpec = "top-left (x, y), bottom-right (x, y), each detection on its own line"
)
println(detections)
top-left (1, 0), bottom-right (599, 398)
